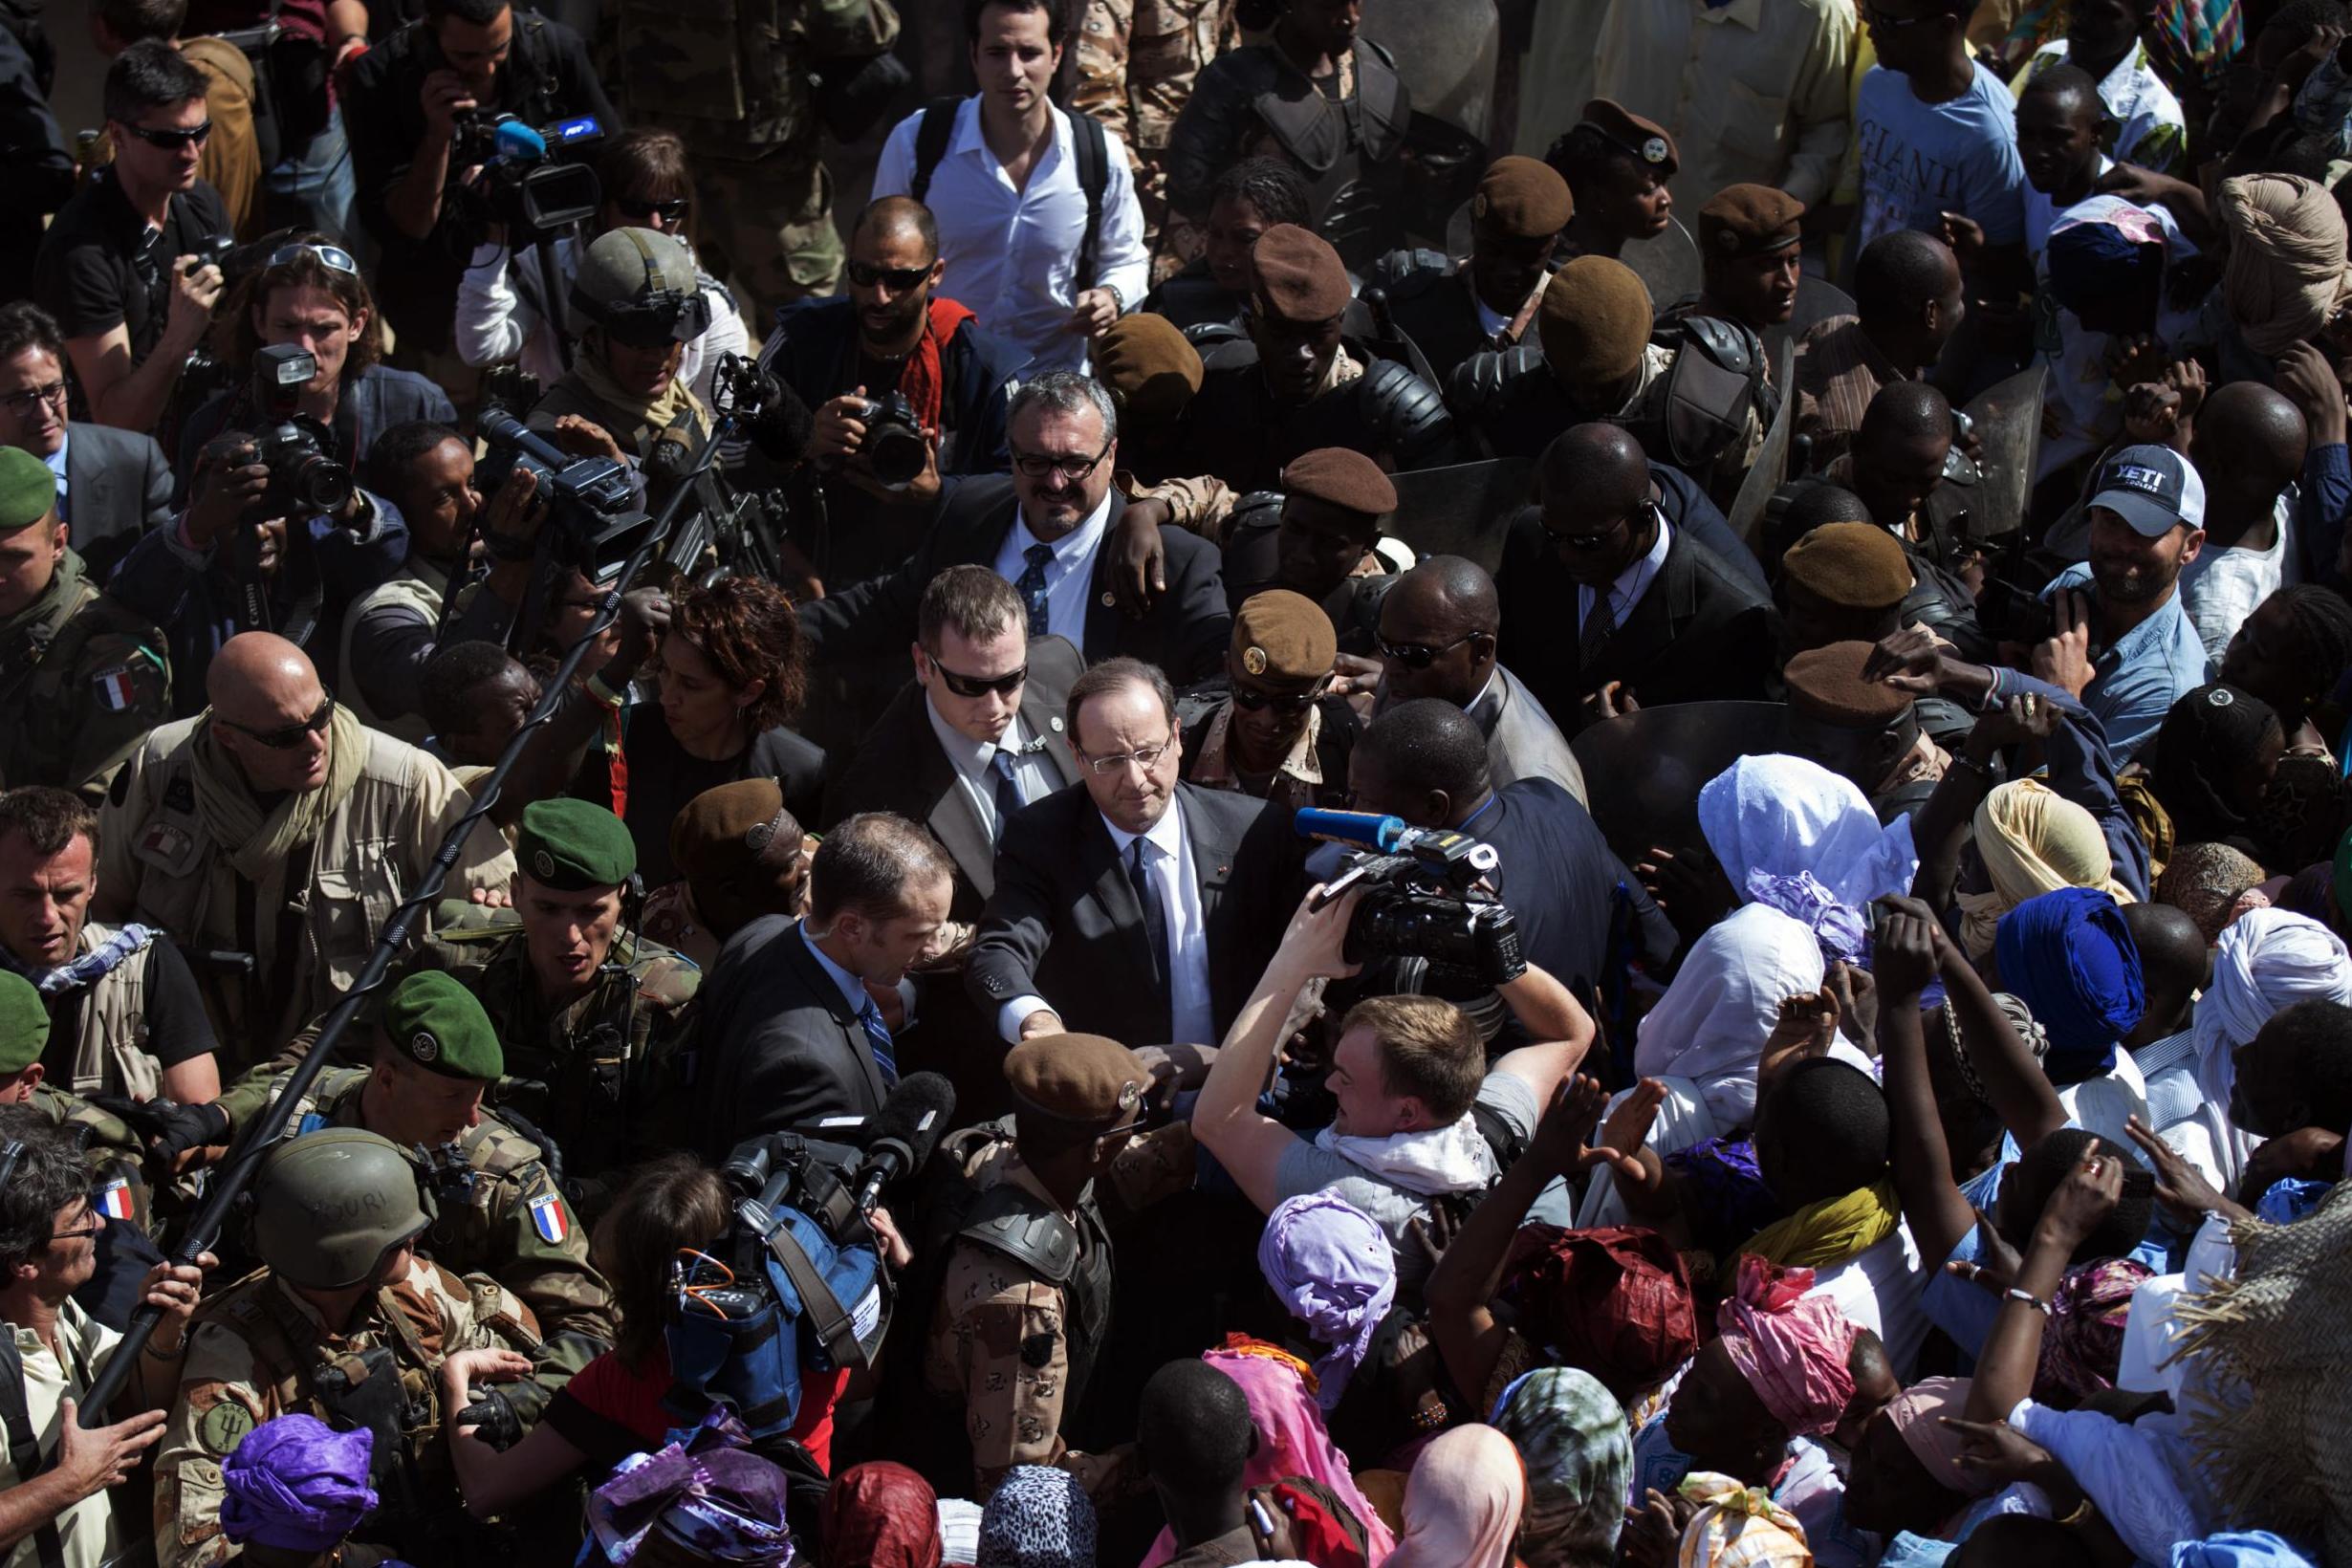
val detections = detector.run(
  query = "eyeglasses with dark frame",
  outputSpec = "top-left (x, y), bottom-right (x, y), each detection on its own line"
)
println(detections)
top-left (1011, 438), bottom-right (1114, 482)
top-left (1075, 734), bottom-right (1175, 775)
top-left (846, 260), bottom-right (932, 292)
top-left (1375, 631), bottom-right (1480, 670)
top-left (929, 658), bottom-right (1028, 699)
top-left (0, 381), bottom-right (67, 418)
top-left (120, 120), bottom-right (213, 149)
top-left (221, 695), bottom-right (334, 750)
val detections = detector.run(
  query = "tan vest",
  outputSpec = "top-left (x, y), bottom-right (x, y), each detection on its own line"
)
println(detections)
top-left (63, 919), bottom-right (161, 1101)
top-left (338, 562), bottom-right (447, 748)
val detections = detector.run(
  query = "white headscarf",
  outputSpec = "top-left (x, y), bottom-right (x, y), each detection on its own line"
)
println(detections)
top-left (1633, 904), bottom-right (1826, 1130)
top-left (2193, 909), bottom-right (2352, 1113)
top-left (1697, 753), bottom-right (1920, 908)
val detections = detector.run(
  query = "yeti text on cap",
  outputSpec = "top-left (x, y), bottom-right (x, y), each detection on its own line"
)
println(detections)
top-left (2109, 464), bottom-right (2170, 494)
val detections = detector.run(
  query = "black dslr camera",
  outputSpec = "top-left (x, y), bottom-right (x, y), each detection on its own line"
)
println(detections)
top-left (846, 391), bottom-right (927, 487)
top-left (1295, 809), bottom-right (1525, 991)
top-left (449, 111), bottom-right (605, 245)
top-left (250, 345), bottom-right (353, 515)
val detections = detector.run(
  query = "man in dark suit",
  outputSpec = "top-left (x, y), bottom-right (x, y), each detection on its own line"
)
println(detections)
top-left (968, 657), bottom-right (1302, 1050)
top-left (692, 813), bottom-right (957, 1161)
top-left (1502, 425), bottom-right (1777, 731)
top-left (798, 370), bottom-right (1231, 686)
top-left (0, 303), bottom-right (169, 582)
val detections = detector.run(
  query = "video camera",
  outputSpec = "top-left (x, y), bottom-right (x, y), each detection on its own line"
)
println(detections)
top-left (1295, 809), bottom-right (1525, 991)
top-left (249, 345), bottom-right (353, 515)
top-left (476, 409), bottom-right (653, 583)
top-left (450, 112), bottom-right (604, 246)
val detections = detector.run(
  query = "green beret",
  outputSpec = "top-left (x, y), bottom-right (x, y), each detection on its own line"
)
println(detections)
top-left (0, 973), bottom-right (47, 1076)
top-left (1005, 1033), bottom-right (1150, 1131)
top-left (0, 448), bottom-right (57, 534)
top-left (380, 970), bottom-right (503, 1080)
top-left (517, 798), bottom-right (636, 891)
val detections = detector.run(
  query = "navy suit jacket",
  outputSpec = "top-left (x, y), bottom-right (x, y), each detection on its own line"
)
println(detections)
top-left (692, 918), bottom-right (892, 1161)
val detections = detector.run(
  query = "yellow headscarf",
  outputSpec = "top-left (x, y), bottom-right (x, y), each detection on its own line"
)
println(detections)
top-left (1734, 1180), bottom-right (1901, 1274)
top-left (1957, 778), bottom-right (2135, 960)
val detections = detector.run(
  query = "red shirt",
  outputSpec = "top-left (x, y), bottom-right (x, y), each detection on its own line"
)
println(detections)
top-left (546, 1340), bottom-right (850, 1474)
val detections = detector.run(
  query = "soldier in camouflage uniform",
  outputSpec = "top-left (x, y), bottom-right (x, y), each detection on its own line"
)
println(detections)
top-left (425, 799), bottom-right (697, 1224)
top-left (0, 448), bottom-right (170, 803)
top-left (153, 1128), bottom-right (552, 1568)
top-left (1074, 0), bottom-right (1238, 274)
top-left (607, 0), bottom-right (901, 323)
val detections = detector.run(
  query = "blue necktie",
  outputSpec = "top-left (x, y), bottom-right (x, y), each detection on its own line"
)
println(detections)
top-left (858, 995), bottom-right (900, 1086)
top-left (991, 749), bottom-right (1025, 838)
top-left (1015, 542), bottom-right (1055, 639)
top-left (1127, 838), bottom-right (1170, 994)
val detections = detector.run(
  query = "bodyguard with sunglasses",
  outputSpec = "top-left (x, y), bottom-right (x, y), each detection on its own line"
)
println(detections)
top-left (32, 41), bottom-right (229, 438)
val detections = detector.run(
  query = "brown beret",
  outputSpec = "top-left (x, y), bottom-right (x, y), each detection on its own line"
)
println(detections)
top-left (1537, 256), bottom-right (1655, 385)
top-left (1781, 523), bottom-right (1913, 611)
top-left (1579, 98), bottom-right (1678, 175)
top-left (1699, 184), bottom-right (1806, 260)
top-left (1251, 224), bottom-right (1353, 324)
top-left (1093, 312), bottom-right (1204, 425)
top-left (1231, 589), bottom-right (1338, 688)
top-left (1281, 446), bottom-right (1397, 517)
top-left (669, 779), bottom-right (802, 929)
top-left (1784, 640), bottom-right (1915, 727)
top-left (1005, 1033), bottom-right (1152, 1129)
top-left (1474, 155), bottom-right (1574, 239)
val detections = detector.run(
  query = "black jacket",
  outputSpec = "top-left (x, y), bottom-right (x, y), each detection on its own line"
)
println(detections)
top-left (819, 635), bottom-right (1087, 922)
top-left (1367, 250), bottom-right (1500, 388)
top-left (1165, 38), bottom-right (1408, 222)
top-left (798, 478), bottom-right (1231, 684)
top-left (1470, 778), bottom-right (1681, 1003)
top-left (692, 918), bottom-right (890, 1161)
top-left (1174, 339), bottom-right (1454, 496)
top-left (966, 781), bottom-right (1304, 1047)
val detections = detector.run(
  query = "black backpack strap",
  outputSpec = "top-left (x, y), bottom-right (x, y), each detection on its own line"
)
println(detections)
top-left (910, 96), bottom-right (964, 207)
top-left (0, 1335), bottom-right (66, 1568)
top-left (1069, 110), bottom-right (1109, 294)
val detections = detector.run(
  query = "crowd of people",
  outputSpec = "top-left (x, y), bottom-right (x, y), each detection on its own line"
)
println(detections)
top-left (0, 0), bottom-right (2346, 1562)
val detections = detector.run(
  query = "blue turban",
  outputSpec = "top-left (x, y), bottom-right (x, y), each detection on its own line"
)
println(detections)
top-left (1994, 887), bottom-right (2145, 1081)
top-left (2171, 1534), bottom-right (2320, 1568)
top-left (2046, 203), bottom-right (2168, 320)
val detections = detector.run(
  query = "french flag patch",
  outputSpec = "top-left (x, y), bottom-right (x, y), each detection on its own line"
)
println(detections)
top-left (528, 1193), bottom-right (569, 1245)
top-left (96, 1179), bottom-right (135, 1222)
top-left (92, 668), bottom-right (138, 711)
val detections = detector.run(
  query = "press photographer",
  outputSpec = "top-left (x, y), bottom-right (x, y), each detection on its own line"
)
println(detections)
top-left (339, 0), bottom-right (617, 373)
top-left (112, 347), bottom-right (407, 708)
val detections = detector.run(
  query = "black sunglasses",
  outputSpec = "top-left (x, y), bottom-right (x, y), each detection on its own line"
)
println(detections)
top-left (1375, 631), bottom-right (1479, 670)
top-left (616, 194), bottom-right (689, 225)
top-left (1546, 500), bottom-right (1659, 554)
top-left (931, 659), bottom-right (1027, 699)
top-left (121, 120), bottom-right (212, 149)
top-left (222, 695), bottom-right (334, 750)
top-left (1231, 680), bottom-right (1325, 715)
top-left (846, 260), bottom-right (932, 291)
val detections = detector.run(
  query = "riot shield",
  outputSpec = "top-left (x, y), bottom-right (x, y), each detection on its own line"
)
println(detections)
top-left (1725, 339), bottom-right (1797, 553)
top-left (1365, 0), bottom-right (1500, 140)
top-left (1923, 364), bottom-right (2046, 546)
top-left (1569, 702), bottom-right (1792, 865)
top-left (1383, 457), bottom-right (1537, 573)
top-left (1618, 217), bottom-right (1702, 313)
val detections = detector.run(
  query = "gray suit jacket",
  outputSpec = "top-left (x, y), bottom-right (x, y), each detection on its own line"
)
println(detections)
top-left (1475, 663), bottom-right (1587, 806)
top-left (61, 423), bottom-right (171, 580)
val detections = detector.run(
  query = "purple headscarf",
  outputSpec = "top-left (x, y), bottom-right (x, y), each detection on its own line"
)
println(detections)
top-left (1257, 1191), bottom-right (1397, 1410)
top-left (218, 1414), bottom-right (379, 1553)
top-left (588, 1408), bottom-right (796, 1566)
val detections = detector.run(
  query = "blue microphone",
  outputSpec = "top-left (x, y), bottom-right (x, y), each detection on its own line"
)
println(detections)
top-left (1294, 808), bottom-right (1407, 852)
top-left (490, 119), bottom-right (548, 162)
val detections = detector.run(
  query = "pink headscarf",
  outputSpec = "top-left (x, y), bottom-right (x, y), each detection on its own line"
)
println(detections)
top-left (1714, 1255), bottom-right (1858, 1438)
top-left (1885, 1377), bottom-right (1994, 1498)
top-left (1381, 1425), bottom-right (1526, 1568)
top-left (1138, 1341), bottom-right (1398, 1568)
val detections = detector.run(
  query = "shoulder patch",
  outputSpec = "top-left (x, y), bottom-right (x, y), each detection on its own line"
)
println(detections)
top-left (527, 1191), bottom-right (571, 1245)
top-left (197, 1398), bottom-right (253, 1456)
top-left (89, 665), bottom-right (141, 711)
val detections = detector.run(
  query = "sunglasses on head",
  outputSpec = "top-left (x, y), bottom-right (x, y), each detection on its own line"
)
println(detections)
top-left (930, 658), bottom-right (1028, 699)
top-left (1375, 631), bottom-right (1479, 670)
top-left (223, 695), bottom-right (334, 750)
top-left (1231, 680), bottom-right (1325, 715)
top-left (846, 260), bottom-right (932, 292)
top-left (121, 120), bottom-right (212, 149)
top-left (266, 241), bottom-right (359, 276)
top-left (616, 194), bottom-right (689, 225)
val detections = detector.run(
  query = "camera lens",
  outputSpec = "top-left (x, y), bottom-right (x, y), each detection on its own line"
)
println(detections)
top-left (866, 425), bottom-right (927, 488)
top-left (294, 456), bottom-right (355, 513)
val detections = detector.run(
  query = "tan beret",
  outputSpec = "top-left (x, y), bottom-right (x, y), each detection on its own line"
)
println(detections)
top-left (1784, 641), bottom-right (1914, 727)
top-left (1231, 589), bottom-right (1338, 688)
top-left (1699, 184), bottom-right (1806, 260)
top-left (1252, 224), bottom-right (1353, 324)
top-left (1281, 446), bottom-right (1398, 517)
top-left (1537, 256), bottom-right (1655, 385)
top-left (1094, 312), bottom-right (1205, 425)
top-left (1473, 156), bottom-right (1574, 239)
top-left (1579, 98), bottom-right (1678, 174)
top-left (1781, 523), bottom-right (1913, 611)
top-left (1005, 1033), bottom-right (1152, 1129)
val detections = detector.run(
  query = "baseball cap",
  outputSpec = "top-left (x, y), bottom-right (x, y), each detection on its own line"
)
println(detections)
top-left (2086, 445), bottom-right (2206, 538)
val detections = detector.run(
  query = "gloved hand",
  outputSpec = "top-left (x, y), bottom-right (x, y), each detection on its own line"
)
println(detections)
top-left (145, 1101), bottom-right (230, 1171)
top-left (456, 1387), bottom-right (525, 1451)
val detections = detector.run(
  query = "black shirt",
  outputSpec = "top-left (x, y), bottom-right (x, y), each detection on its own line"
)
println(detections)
top-left (33, 168), bottom-right (230, 362)
top-left (587, 704), bottom-right (827, 888)
top-left (1471, 777), bottom-right (1681, 1003)
top-left (34, 934), bottom-right (218, 1089)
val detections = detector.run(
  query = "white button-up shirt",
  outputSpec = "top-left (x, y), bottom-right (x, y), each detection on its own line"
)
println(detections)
top-left (873, 98), bottom-right (1151, 372)
top-left (991, 490), bottom-right (1114, 649)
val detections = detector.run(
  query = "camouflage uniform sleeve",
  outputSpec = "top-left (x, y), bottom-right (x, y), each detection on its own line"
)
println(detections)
top-left (1073, 0), bottom-right (1141, 160)
top-left (67, 631), bottom-right (171, 805)
top-left (926, 1245), bottom-right (1073, 1493)
top-left (621, 963), bottom-right (702, 1169)
top-left (1124, 473), bottom-right (1235, 543)
top-left (153, 1323), bottom-right (269, 1568)
top-left (481, 1154), bottom-right (616, 1425)
top-left (1102, 1121), bottom-right (1195, 1215)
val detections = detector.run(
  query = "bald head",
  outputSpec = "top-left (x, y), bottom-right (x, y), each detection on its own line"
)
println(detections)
top-left (1859, 381), bottom-right (1952, 449)
top-left (2196, 381), bottom-right (2309, 497)
top-left (850, 195), bottom-right (939, 261)
top-left (2123, 901), bottom-right (2209, 1044)
top-left (1392, 555), bottom-right (1500, 635)
top-left (208, 633), bottom-right (320, 718)
top-left (207, 633), bottom-right (333, 795)
top-left (1540, 423), bottom-right (1649, 510)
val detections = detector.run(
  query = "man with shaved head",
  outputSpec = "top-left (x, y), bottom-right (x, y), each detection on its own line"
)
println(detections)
top-left (1372, 555), bottom-right (1586, 804)
top-left (2180, 382), bottom-right (2312, 660)
top-left (95, 632), bottom-right (515, 1062)
top-left (1794, 229), bottom-right (1967, 466)
top-left (1498, 425), bottom-right (1777, 730)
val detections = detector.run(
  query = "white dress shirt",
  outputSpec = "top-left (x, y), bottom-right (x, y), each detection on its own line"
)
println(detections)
top-left (41, 428), bottom-right (68, 525)
top-left (990, 491), bottom-right (1114, 649)
top-left (872, 98), bottom-right (1151, 372)
top-left (1576, 513), bottom-right (1673, 635)
top-left (997, 795), bottom-right (1214, 1045)
top-left (925, 699), bottom-right (1060, 843)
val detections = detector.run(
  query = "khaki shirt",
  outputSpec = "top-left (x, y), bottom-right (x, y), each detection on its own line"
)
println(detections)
top-left (0, 1301), bottom-right (121, 1568)
top-left (1187, 699), bottom-right (1326, 813)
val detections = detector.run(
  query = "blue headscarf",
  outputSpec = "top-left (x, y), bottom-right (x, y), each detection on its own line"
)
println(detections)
top-left (2171, 1533), bottom-right (2321, 1568)
top-left (1994, 887), bottom-right (2145, 1082)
